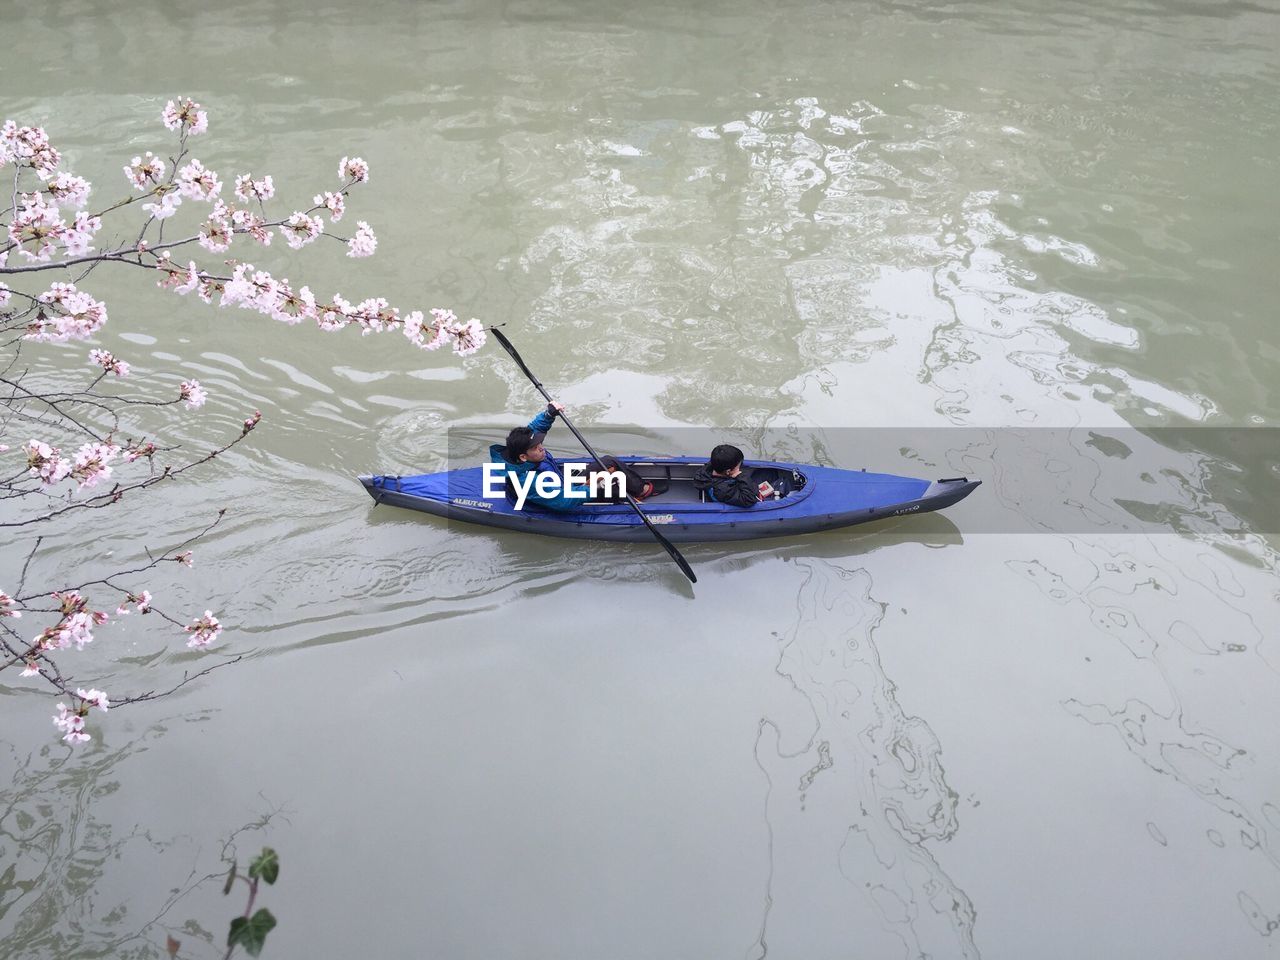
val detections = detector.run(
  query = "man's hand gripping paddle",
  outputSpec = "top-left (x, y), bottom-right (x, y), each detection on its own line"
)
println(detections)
top-left (490, 328), bottom-right (697, 585)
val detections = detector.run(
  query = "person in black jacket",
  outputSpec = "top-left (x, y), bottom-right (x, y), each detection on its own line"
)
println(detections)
top-left (692, 444), bottom-right (771, 507)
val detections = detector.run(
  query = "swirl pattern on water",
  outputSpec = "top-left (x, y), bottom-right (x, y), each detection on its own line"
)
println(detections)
top-left (751, 560), bottom-right (976, 958)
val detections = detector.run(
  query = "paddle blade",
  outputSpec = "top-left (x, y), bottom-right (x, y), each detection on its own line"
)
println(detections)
top-left (631, 497), bottom-right (697, 584)
top-left (490, 328), bottom-right (540, 387)
top-left (663, 539), bottom-right (698, 584)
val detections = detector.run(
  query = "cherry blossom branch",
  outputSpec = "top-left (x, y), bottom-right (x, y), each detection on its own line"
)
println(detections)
top-left (16, 533), bottom-right (41, 593)
top-left (0, 250), bottom-right (159, 275)
top-left (110, 656), bottom-right (244, 706)
top-left (2, 96), bottom-right (489, 749)
top-left (0, 373), bottom-right (119, 440)
top-left (1, 617), bottom-right (242, 709)
top-left (17, 510), bottom-right (227, 604)
top-left (1, 505), bottom-right (238, 731)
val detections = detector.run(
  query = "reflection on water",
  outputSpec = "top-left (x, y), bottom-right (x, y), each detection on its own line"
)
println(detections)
top-left (0, 728), bottom-right (225, 959)
top-left (752, 560), bottom-right (977, 959)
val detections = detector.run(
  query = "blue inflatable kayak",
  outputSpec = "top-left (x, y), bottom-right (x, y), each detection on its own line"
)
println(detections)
top-left (359, 457), bottom-right (979, 543)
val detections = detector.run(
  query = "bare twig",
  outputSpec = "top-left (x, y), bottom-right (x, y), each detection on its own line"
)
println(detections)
top-left (16, 535), bottom-right (43, 594)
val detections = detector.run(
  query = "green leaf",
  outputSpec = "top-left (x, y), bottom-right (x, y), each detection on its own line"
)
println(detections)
top-left (222, 861), bottom-right (237, 896)
top-left (227, 908), bottom-right (276, 958)
top-left (247, 848), bottom-right (279, 885)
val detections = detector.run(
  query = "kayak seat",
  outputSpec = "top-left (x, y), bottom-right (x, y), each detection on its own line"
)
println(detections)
top-left (749, 467), bottom-right (793, 498)
top-left (574, 461), bottom-right (806, 506)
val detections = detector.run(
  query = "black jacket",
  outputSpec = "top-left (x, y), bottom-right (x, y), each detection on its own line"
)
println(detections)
top-left (692, 465), bottom-right (759, 507)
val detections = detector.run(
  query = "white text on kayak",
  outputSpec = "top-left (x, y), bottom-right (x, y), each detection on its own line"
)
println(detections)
top-left (484, 463), bottom-right (626, 509)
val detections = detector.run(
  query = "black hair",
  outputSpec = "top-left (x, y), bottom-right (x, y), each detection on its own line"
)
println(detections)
top-left (505, 427), bottom-right (534, 461)
top-left (709, 444), bottom-right (744, 474)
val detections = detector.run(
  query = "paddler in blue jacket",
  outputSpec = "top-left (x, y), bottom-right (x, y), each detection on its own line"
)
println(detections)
top-left (488, 402), bottom-right (581, 512)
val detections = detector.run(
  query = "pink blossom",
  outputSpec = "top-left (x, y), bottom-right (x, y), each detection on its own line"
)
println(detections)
top-left (70, 440), bottom-right (120, 489)
top-left (402, 310), bottom-right (426, 345)
top-left (26, 282), bottom-right (108, 342)
top-left (124, 152), bottom-right (166, 189)
top-left (116, 589), bottom-right (153, 615)
top-left (316, 293), bottom-right (353, 331)
top-left (7, 193), bottom-right (63, 262)
top-left (179, 379), bottom-right (207, 409)
top-left (142, 190), bottom-right (182, 220)
top-left (174, 551), bottom-right (193, 567)
top-left (53, 703), bottom-right (91, 743)
top-left (59, 211), bottom-right (102, 257)
top-left (0, 282), bottom-right (10, 307)
top-left (280, 212), bottom-right (323, 250)
top-left (177, 158), bottom-right (221, 201)
top-left (346, 220), bottom-right (376, 258)
top-left (34, 625), bottom-right (65, 651)
top-left (316, 308), bottom-right (348, 331)
top-left (55, 590), bottom-right (87, 615)
top-left (162, 97), bottom-right (209, 136)
top-left (37, 607), bottom-right (97, 652)
top-left (89, 348), bottom-right (130, 377)
top-left (5, 191), bottom-right (96, 259)
top-left (1, 121), bottom-right (62, 177)
top-left (35, 596), bottom-right (107, 652)
top-left (242, 410), bottom-right (262, 436)
top-left (0, 589), bottom-right (21, 619)
top-left (20, 661), bottom-right (38, 677)
top-left (450, 317), bottom-right (487, 357)
top-left (184, 610), bottom-right (222, 649)
top-left (246, 269), bottom-right (280, 314)
top-left (45, 172), bottom-right (91, 209)
top-left (198, 208), bottom-right (232, 252)
top-left (423, 321), bottom-right (450, 351)
top-left (25, 439), bottom-right (71, 485)
top-left (403, 310), bottom-right (484, 355)
top-left (123, 441), bottom-right (155, 463)
top-left (313, 191), bottom-right (345, 221)
top-left (196, 275), bottom-right (220, 304)
top-left (232, 208), bottom-right (273, 246)
top-left (175, 261), bottom-right (202, 295)
top-left (257, 277), bottom-right (288, 320)
top-left (270, 282), bottom-right (316, 325)
top-left (156, 256), bottom-right (203, 296)
top-left (233, 173), bottom-right (275, 203)
top-left (221, 262), bottom-right (287, 312)
top-left (219, 262), bottom-right (256, 308)
top-left (223, 267), bottom-right (309, 323)
top-left (338, 156), bottom-right (369, 183)
top-left (63, 612), bottom-right (96, 649)
top-left (351, 297), bottom-right (394, 336)
top-left (76, 687), bottom-right (111, 712)
top-left (413, 308), bottom-right (454, 351)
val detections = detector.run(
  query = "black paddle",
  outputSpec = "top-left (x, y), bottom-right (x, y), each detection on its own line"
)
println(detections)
top-left (490, 328), bottom-right (697, 585)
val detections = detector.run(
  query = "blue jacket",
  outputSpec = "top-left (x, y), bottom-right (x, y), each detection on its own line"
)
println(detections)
top-left (487, 409), bottom-right (581, 512)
